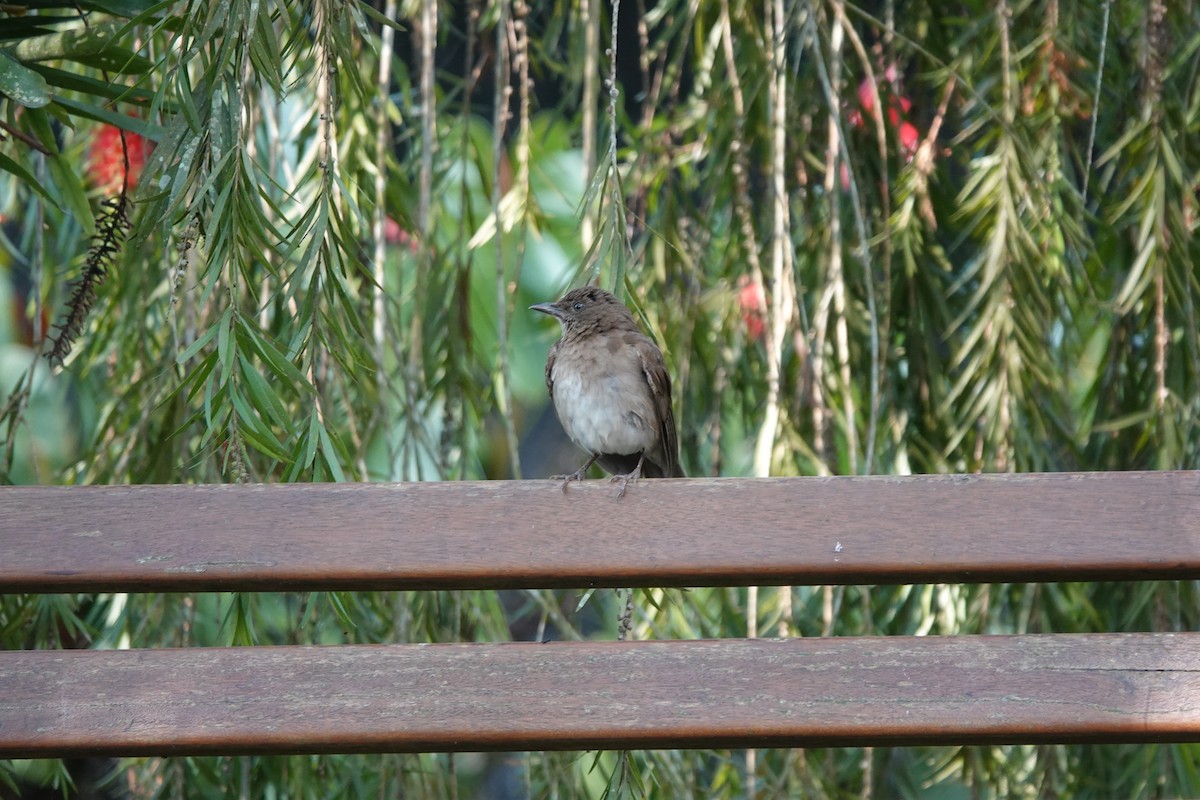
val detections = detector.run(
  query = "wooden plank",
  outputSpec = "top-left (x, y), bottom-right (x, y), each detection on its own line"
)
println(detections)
top-left (3, 472), bottom-right (1199, 592)
top-left (2, 633), bottom-right (1197, 757)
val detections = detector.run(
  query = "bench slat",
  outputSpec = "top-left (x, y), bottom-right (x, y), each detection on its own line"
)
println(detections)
top-left (3, 472), bottom-right (1199, 592)
top-left (1, 633), bottom-right (1197, 757)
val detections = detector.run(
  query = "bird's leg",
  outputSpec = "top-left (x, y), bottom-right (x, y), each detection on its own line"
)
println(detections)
top-left (552, 453), bottom-right (600, 492)
top-left (609, 453), bottom-right (646, 498)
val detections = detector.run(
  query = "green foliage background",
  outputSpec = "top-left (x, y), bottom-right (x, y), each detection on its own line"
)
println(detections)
top-left (2, 0), bottom-right (1199, 796)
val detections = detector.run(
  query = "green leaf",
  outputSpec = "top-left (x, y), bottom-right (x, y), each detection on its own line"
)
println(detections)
top-left (22, 107), bottom-right (58, 155)
top-left (51, 95), bottom-right (166, 141)
top-left (224, 593), bottom-right (257, 646)
top-left (230, 389), bottom-right (290, 462)
top-left (72, 48), bottom-right (152, 75)
top-left (325, 591), bottom-right (358, 630)
top-left (0, 152), bottom-right (59, 208)
top-left (236, 351), bottom-right (289, 429)
top-left (301, 411), bottom-right (320, 470)
top-left (316, 424), bottom-right (346, 482)
top-left (182, 353), bottom-right (218, 403)
top-left (176, 323), bottom-right (220, 364)
top-left (47, 153), bottom-right (94, 236)
top-left (80, 0), bottom-right (160, 17)
top-left (216, 307), bottom-right (235, 386)
top-left (352, 0), bottom-right (406, 33)
top-left (0, 52), bottom-right (49, 107)
top-left (0, 18), bottom-right (66, 39)
top-left (1092, 409), bottom-right (1156, 434)
top-left (243, 324), bottom-right (311, 389)
top-left (175, 68), bottom-right (203, 133)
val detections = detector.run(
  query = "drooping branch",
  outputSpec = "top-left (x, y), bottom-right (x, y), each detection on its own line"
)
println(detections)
top-left (45, 195), bottom-right (130, 367)
top-left (9, 19), bottom-right (127, 62)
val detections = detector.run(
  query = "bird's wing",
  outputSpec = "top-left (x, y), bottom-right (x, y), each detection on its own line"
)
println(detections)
top-left (636, 335), bottom-right (684, 478)
top-left (544, 340), bottom-right (558, 399)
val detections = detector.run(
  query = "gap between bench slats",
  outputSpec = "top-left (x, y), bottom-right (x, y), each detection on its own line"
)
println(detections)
top-left (2, 633), bottom-right (1198, 757)
top-left (3, 472), bottom-right (1199, 592)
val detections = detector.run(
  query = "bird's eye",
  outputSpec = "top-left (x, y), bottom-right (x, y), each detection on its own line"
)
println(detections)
top-left (573, 302), bottom-right (585, 311)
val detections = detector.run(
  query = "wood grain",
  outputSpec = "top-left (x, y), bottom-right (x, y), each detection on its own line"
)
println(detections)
top-left (3, 472), bottom-right (1199, 592)
top-left (2, 633), bottom-right (1197, 757)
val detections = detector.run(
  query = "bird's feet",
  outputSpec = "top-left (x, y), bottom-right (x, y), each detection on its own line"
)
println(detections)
top-left (551, 455), bottom-right (600, 493)
top-left (608, 456), bottom-right (645, 499)
top-left (551, 465), bottom-right (589, 493)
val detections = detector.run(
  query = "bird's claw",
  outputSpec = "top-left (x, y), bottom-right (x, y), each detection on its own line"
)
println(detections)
top-left (551, 466), bottom-right (589, 493)
top-left (550, 455), bottom-right (643, 498)
top-left (608, 468), bottom-right (641, 499)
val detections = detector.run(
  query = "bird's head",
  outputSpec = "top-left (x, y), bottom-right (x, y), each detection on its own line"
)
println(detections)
top-left (530, 287), bottom-right (637, 335)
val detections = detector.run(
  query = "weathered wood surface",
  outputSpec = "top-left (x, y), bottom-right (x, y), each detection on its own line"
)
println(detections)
top-left (2, 633), bottom-right (1197, 757)
top-left (4, 472), bottom-right (1199, 592)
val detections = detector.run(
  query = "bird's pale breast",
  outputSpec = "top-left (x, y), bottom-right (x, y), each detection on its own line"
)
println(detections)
top-left (550, 333), bottom-right (660, 458)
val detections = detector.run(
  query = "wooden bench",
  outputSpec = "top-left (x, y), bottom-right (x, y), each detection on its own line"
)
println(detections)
top-left (3, 471), bottom-right (1200, 758)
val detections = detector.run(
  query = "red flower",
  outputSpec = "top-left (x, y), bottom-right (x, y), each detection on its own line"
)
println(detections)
top-left (385, 217), bottom-right (420, 253)
top-left (737, 275), bottom-right (767, 342)
top-left (897, 121), bottom-right (919, 155)
top-left (848, 66), bottom-right (921, 161)
top-left (87, 124), bottom-right (149, 192)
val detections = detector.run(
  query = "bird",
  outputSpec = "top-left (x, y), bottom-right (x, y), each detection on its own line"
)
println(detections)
top-left (530, 286), bottom-right (684, 497)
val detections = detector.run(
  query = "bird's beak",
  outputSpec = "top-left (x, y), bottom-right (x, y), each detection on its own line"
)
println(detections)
top-left (529, 302), bottom-right (562, 319)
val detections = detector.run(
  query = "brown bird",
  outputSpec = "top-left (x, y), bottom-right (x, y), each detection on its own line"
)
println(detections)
top-left (531, 286), bottom-right (684, 497)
